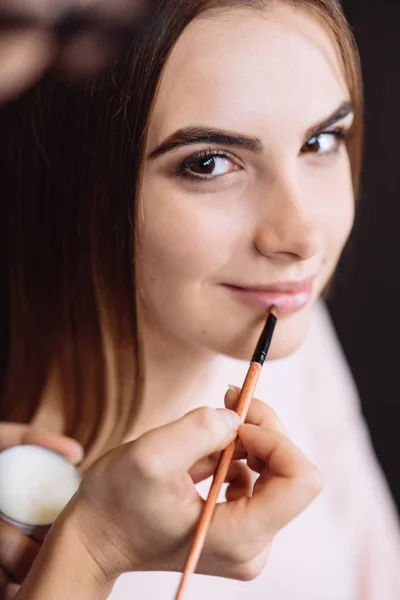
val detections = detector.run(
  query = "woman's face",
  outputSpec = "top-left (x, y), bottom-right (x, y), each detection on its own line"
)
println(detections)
top-left (138, 4), bottom-right (355, 360)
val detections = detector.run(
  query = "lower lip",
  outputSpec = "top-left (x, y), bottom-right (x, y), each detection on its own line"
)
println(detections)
top-left (225, 283), bottom-right (313, 316)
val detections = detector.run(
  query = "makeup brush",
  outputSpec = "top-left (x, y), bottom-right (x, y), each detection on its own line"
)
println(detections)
top-left (174, 305), bottom-right (278, 600)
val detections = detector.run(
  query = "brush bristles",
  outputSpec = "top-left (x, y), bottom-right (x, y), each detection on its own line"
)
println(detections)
top-left (269, 305), bottom-right (279, 319)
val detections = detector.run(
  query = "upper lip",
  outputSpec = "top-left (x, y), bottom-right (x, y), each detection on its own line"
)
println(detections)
top-left (226, 276), bottom-right (314, 293)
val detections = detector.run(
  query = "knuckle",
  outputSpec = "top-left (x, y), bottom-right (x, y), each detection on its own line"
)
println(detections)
top-left (193, 407), bottom-right (219, 435)
top-left (297, 463), bottom-right (325, 497)
top-left (130, 442), bottom-right (166, 481)
top-left (213, 536), bottom-right (270, 582)
top-left (234, 557), bottom-right (266, 581)
top-left (220, 538), bottom-right (256, 569)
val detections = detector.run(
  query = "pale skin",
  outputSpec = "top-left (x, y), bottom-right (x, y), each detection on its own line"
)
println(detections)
top-left (0, 4), bottom-right (356, 598)
top-left (132, 3), bottom-right (355, 436)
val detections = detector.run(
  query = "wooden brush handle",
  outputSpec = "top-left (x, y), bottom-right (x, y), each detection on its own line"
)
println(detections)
top-left (174, 362), bottom-right (261, 600)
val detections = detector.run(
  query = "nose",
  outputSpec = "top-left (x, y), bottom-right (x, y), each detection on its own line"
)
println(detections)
top-left (253, 175), bottom-right (322, 263)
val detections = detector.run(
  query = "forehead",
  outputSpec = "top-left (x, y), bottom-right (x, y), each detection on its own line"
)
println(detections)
top-left (147, 4), bottom-right (349, 145)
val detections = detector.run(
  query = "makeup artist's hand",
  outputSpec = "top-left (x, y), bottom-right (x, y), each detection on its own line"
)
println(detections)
top-left (0, 0), bottom-right (150, 104)
top-left (0, 423), bottom-right (83, 600)
top-left (61, 388), bottom-right (323, 583)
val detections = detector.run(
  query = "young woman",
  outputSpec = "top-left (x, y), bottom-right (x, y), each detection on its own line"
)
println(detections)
top-left (1, 0), bottom-right (399, 598)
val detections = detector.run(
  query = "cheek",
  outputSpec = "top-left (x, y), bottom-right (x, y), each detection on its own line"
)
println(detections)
top-left (136, 180), bottom-right (244, 290)
top-left (312, 155), bottom-right (355, 266)
top-left (326, 162), bottom-right (355, 257)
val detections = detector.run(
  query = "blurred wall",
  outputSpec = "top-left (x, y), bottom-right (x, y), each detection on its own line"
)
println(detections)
top-left (328, 1), bottom-right (400, 513)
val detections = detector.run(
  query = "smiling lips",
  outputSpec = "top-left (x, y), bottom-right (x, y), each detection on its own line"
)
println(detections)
top-left (225, 276), bottom-right (314, 315)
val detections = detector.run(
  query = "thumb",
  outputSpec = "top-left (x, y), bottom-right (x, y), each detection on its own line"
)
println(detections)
top-left (0, 423), bottom-right (84, 465)
top-left (138, 407), bottom-right (240, 476)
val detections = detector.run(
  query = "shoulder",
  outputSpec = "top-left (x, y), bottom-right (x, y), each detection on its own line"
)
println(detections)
top-left (299, 300), bottom-right (359, 404)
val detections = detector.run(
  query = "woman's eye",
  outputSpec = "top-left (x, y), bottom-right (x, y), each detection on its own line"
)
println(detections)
top-left (178, 152), bottom-right (239, 180)
top-left (301, 130), bottom-right (345, 155)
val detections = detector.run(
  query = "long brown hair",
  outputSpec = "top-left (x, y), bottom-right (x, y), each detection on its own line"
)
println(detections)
top-left (0, 0), bottom-right (363, 466)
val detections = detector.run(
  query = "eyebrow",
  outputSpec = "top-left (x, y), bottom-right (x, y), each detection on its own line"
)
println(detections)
top-left (148, 100), bottom-right (355, 160)
top-left (304, 100), bottom-right (354, 140)
top-left (148, 127), bottom-right (263, 159)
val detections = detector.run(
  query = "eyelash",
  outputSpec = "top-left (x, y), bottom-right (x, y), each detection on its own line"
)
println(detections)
top-left (301, 126), bottom-right (349, 155)
top-left (176, 127), bottom-right (350, 182)
top-left (176, 148), bottom-right (236, 181)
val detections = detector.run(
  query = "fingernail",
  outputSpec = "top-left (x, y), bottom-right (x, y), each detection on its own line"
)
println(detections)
top-left (216, 408), bottom-right (241, 430)
top-left (71, 441), bottom-right (84, 463)
top-left (227, 385), bottom-right (240, 397)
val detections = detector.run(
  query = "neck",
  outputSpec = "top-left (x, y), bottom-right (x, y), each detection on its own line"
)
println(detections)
top-left (124, 324), bottom-right (218, 441)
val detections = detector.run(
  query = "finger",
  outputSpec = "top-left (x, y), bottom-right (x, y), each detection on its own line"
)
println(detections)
top-left (4, 581), bottom-right (20, 600)
top-left (225, 387), bottom-right (289, 474)
top-left (225, 461), bottom-right (254, 502)
top-left (0, 521), bottom-right (40, 583)
top-left (134, 407), bottom-right (241, 478)
top-left (238, 425), bottom-right (324, 534)
top-left (189, 456), bottom-right (219, 483)
top-left (205, 442), bottom-right (248, 463)
top-left (189, 455), bottom-right (251, 485)
top-left (246, 453), bottom-right (265, 475)
top-left (189, 442), bottom-right (248, 482)
top-left (225, 386), bottom-right (289, 436)
top-left (0, 423), bottom-right (84, 464)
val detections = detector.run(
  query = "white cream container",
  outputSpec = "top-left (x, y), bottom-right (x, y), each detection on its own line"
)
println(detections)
top-left (0, 445), bottom-right (81, 541)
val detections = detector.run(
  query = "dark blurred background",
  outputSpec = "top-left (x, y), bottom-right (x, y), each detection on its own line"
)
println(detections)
top-left (328, 1), bottom-right (400, 515)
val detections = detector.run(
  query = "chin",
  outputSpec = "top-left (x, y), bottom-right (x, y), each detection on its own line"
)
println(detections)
top-left (266, 326), bottom-right (307, 360)
top-left (223, 303), bottom-right (315, 362)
